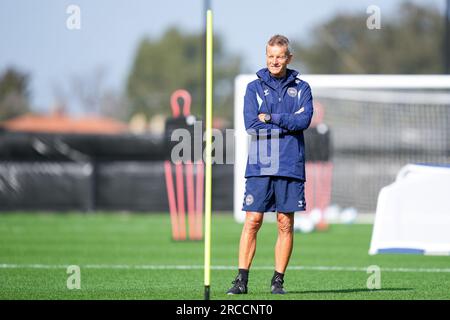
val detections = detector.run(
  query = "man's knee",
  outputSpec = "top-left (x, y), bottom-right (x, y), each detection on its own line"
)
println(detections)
top-left (277, 213), bottom-right (294, 234)
top-left (245, 212), bottom-right (263, 233)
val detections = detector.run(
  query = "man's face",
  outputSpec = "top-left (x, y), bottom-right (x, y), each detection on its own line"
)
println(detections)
top-left (266, 44), bottom-right (292, 78)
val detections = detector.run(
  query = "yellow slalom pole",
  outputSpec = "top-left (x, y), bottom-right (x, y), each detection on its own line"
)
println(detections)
top-left (204, 9), bottom-right (213, 301)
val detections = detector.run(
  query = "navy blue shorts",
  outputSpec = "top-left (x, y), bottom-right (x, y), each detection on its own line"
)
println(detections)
top-left (242, 176), bottom-right (306, 213)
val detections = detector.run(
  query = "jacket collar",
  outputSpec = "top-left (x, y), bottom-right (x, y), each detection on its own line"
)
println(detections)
top-left (256, 68), bottom-right (299, 88)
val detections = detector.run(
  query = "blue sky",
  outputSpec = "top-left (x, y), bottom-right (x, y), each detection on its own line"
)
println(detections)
top-left (0, 0), bottom-right (445, 113)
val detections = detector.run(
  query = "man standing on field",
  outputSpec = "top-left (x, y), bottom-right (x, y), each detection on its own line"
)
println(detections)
top-left (227, 35), bottom-right (314, 295)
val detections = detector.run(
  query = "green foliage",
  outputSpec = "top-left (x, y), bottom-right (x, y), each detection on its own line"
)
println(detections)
top-left (126, 27), bottom-right (240, 121)
top-left (0, 68), bottom-right (30, 121)
top-left (293, 2), bottom-right (445, 74)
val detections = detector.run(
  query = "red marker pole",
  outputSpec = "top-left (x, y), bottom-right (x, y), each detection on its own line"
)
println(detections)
top-left (175, 161), bottom-right (186, 240)
top-left (186, 160), bottom-right (196, 240)
top-left (164, 161), bottom-right (179, 240)
top-left (195, 161), bottom-right (204, 240)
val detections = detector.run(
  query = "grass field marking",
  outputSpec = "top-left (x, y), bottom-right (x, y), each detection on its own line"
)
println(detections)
top-left (1, 263), bottom-right (450, 273)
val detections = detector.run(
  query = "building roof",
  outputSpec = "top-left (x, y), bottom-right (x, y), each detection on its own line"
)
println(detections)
top-left (1, 112), bottom-right (128, 134)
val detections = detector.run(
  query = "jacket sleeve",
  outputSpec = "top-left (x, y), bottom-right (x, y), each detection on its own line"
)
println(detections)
top-left (270, 84), bottom-right (313, 132)
top-left (243, 84), bottom-right (288, 136)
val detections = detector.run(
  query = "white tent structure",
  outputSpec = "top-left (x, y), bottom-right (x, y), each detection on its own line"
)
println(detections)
top-left (369, 164), bottom-right (450, 255)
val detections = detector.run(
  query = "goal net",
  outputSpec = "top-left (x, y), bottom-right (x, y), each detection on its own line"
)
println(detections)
top-left (234, 75), bottom-right (450, 223)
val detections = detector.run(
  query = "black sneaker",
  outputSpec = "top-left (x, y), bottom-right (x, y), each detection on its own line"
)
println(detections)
top-left (271, 275), bottom-right (286, 294)
top-left (226, 274), bottom-right (248, 295)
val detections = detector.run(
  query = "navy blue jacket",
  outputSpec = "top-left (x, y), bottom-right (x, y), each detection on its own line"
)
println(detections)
top-left (244, 68), bottom-right (313, 180)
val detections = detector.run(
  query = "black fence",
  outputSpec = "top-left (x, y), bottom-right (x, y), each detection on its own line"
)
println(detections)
top-left (0, 130), bottom-right (233, 212)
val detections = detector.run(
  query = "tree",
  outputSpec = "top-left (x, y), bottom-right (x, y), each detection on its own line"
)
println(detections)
top-left (126, 27), bottom-right (240, 121)
top-left (52, 66), bottom-right (129, 121)
top-left (292, 2), bottom-right (445, 74)
top-left (0, 68), bottom-right (30, 121)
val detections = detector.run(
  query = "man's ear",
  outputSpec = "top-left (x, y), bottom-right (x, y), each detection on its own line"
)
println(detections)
top-left (287, 54), bottom-right (293, 64)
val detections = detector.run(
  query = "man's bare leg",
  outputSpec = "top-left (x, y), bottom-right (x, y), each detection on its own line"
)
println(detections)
top-left (270, 212), bottom-right (294, 294)
top-left (226, 211), bottom-right (264, 294)
top-left (274, 212), bottom-right (294, 273)
top-left (238, 211), bottom-right (264, 269)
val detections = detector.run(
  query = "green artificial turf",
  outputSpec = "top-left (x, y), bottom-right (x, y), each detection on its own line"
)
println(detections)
top-left (0, 213), bottom-right (449, 300)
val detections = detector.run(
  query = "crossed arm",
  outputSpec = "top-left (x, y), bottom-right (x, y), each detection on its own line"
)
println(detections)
top-left (244, 85), bottom-right (314, 135)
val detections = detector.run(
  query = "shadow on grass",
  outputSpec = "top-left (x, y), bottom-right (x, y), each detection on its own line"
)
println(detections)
top-left (290, 288), bottom-right (414, 294)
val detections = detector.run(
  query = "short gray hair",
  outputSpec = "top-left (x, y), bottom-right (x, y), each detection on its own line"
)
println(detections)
top-left (267, 34), bottom-right (291, 55)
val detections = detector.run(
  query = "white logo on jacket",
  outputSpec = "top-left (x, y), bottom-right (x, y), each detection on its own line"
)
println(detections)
top-left (287, 87), bottom-right (297, 97)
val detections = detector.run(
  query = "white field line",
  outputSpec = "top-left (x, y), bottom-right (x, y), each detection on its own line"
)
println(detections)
top-left (0, 264), bottom-right (449, 273)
